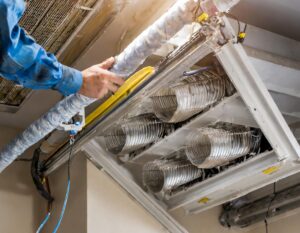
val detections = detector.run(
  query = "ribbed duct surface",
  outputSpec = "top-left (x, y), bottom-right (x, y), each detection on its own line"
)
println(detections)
top-left (104, 115), bottom-right (173, 155)
top-left (143, 159), bottom-right (202, 193)
top-left (0, 0), bottom-right (97, 108)
top-left (185, 126), bottom-right (261, 168)
top-left (151, 71), bottom-right (226, 123)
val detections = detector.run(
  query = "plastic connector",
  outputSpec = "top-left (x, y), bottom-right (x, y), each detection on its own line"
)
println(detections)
top-left (197, 12), bottom-right (209, 22)
top-left (238, 32), bottom-right (246, 43)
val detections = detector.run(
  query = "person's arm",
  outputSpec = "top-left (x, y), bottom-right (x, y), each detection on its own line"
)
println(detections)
top-left (0, 0), bottom-right (82, 96)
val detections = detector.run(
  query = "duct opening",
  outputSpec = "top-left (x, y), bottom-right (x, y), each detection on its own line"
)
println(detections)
top-left (185, 124), bottom-right (262, 168)
top-left (139, 123), bottom-right (269, 196)
top-left (143, 158), bottom-right (202, 193)
top-left (103, 114), bottom-right (174, 155)
top-left (151, 70), bottom-right (227, 123)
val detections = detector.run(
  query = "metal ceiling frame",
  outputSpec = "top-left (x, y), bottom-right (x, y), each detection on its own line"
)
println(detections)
top-left (83, 139), bottom-right (189, 233)
top-left (44, 15), bottom-right (300, 223)
top-left (216, 42), bottom-right (300, 161)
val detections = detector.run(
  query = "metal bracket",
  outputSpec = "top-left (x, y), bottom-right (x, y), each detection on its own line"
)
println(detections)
top-left (214, 19), bottom-right (300, 161)
top-left (82, 139), bottom-right (188, 233)
top-left (58, 108), bottom-right (85, 135)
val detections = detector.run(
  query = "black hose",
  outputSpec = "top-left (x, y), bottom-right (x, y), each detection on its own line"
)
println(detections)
top-left (31, 149), bottom-right (54, 203)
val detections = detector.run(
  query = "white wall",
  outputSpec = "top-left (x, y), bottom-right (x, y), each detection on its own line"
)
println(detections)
top-left (87, 160), bottom-right (168, 233)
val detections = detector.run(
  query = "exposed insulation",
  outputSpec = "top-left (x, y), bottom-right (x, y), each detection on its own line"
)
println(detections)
top-left (0, 94), bottom-right (94, 172)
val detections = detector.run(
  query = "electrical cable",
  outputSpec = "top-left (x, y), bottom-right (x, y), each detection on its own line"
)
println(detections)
top-left (31, 149), bottom-right (54, 203)
top-left (36, 213), bottom-right (51, 233)
top-left (264, 182), bottom-right (277, 233)
top-left (224, 13), bottom-right (248, 43)
top-left (52, 138), bottom-right (74, 233)
top-left (36, 177), bottom-right (52, 233)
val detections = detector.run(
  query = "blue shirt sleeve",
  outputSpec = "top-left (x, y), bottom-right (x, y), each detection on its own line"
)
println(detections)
top-left (0, 0), bottom-right (82, 96)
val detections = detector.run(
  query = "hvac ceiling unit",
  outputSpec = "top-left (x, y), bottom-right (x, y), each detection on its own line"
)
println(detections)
top-left (24, 1), bottom-right (300, 231)
top-left (0, 0), bottom-right (98, 113)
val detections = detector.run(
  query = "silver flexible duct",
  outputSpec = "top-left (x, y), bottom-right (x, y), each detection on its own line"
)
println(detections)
top-left (185, 126), bottom-right (262, 168)
top-left (143, 159), bottom-right (202, 193)
top-left (0, 0), bottom-right (240, 172)
top-left (104, 115), bottom-right (172, 155)
top-left (151, 70), bottom-right (226, 123)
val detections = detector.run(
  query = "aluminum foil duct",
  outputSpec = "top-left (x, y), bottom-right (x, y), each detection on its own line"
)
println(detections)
top-left (104, 115), bottom-right (172, 155)
top-left (0, 0), bottom-right (240, 172)
top-left (151, 71), bottom-right (226, 123)
top-left (143, 159), bottom-right (202, 193)
top-left (185, 126), bottom-right (261, 168)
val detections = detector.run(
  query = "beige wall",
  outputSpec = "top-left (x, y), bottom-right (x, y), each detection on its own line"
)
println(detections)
top-left (41, 152), bottom-right (87, 233)
top-left (87, 160), bottom-right (168, 233)
top-left (171, 207), bottom-right (244, 233)
top-left (0, 126), bottom-right (37, 233)
top-left (246, 211), bottom-right (300, 233)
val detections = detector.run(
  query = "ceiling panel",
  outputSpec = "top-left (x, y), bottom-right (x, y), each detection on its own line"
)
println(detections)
top-left (232, 0), bottom-right (300, 41)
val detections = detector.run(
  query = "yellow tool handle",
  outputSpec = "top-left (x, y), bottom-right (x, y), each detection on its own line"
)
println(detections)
top-left (85, 66), bottom-right (155, 127)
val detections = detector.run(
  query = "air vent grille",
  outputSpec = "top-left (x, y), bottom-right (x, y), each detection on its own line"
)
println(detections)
top-left (0, 0), bottom-right (98, 110)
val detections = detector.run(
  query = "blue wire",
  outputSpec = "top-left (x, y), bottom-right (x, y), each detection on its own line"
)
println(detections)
top-left (52, 178), bottom-right (71, 233)
top-left (36, 212), bottom-right (51, 233)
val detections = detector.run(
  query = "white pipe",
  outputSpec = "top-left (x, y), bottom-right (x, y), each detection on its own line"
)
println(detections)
top-left (0, 0), bottom-right (240, 172)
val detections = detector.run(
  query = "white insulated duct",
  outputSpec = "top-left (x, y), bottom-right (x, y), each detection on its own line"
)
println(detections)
top-left (0, 0), bottom-right (240, 172)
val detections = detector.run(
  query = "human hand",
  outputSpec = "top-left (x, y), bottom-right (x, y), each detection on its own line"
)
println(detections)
top-left (79, 57), bottom-right (124, 98)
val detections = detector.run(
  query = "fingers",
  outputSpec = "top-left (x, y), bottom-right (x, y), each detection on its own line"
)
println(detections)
top-left (106, 81), bottom-right (119, 93)
top-left (93, 67), bottom-right (124, 86)
top-left (107, 74), bottom-right (124, 86)
top-left (98, 57), bottom-right (115, 70)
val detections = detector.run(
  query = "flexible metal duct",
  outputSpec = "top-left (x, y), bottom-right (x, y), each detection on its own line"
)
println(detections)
top-left (185, 126), bottom-right (261, 168)
top-left (0, 0), bottom-right (240, 172)
top-left (151, 70), bottom-right (226, 123)
top-left (143, 159), bottom-right (202, 193)
top-left (220, 184), bottom-right (300, 228)
top-left (104, 115), bottom-right (172, 155)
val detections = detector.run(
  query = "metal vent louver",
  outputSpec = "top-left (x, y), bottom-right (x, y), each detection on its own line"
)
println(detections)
top-left (185, 125), bottom-right (262, 168)
top-left (104, 115), bottom-right (173, 155)
top-left (0, 0), bottom-right (97, 110)
top-left (143, 159), bottom-right (202, 193)
top-left (151, 70), bottom-right (226, 123)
